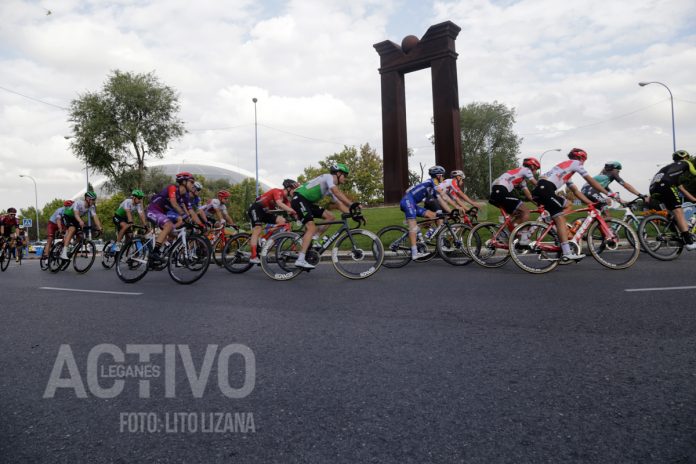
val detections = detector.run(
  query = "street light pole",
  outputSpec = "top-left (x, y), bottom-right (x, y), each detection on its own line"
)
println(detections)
top-left (252, 97), bottom-right (259, 198)
top-left (19, 174), bottom-right (40, 242)
top-left (64, 135), bottom-right (91, 233)
top-left (639, 81), bottom-right (676, 152)
top-left (488, 150), bottom-right (493, 190)
top-left (538, 148), bottom-right (562, 171)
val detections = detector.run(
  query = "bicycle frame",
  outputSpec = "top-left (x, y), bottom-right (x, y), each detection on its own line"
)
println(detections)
top-left (532, 204), bottom-right (614, 254)
top-left (312, 215), bottom-right (361, 255)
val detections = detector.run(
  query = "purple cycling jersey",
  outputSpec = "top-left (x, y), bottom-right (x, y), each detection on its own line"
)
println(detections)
top-left (150, 185), bottom-right (191, 212)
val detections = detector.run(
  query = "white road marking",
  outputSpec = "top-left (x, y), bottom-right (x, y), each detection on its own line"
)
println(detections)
top-left (39, 287), bottom-right (142, 296)
top-left (625, 285), bottom-right (696, 292)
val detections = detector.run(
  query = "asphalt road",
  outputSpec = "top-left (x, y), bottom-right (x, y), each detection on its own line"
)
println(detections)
top-left (1, 253), bottom-right (696, 463)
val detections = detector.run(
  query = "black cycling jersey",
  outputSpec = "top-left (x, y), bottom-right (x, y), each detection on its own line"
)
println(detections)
top-left (650, 160), bottom-right (696, 188)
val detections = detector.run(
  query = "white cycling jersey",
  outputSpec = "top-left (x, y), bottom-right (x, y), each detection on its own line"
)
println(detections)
top-left (540, 159), bottom-right (588, 190)
top-left (435, 178), bottom-right (464, 197)
top-left (493, 167), bottom-right (535, 191)
top-left (200, 198), bottom-right (228, 215)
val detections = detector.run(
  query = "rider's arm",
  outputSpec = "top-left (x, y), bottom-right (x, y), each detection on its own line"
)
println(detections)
top-left (678, 185), bottom-right (696, 203)
top-left (584, 175), bottom-right (612, 196)
top-left (521, 186), bottom-right (534, 203)
top-left (329, 186), bottom-right (353, 213)
top-left (619, 180), bottom-right (642, 197)
top-left (126, 209), bottom-right (134, 224)
top-left (436, 194), bottom-right (453, 213)
top-left (569, 184), bottom-right (594, 205)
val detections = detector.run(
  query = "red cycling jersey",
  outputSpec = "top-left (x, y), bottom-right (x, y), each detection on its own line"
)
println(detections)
top-left (256, 188), bottom-right (289, 210)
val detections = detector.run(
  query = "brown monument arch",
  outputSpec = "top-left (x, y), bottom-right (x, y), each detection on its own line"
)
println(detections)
top-left (374, 21), bottom-right (462, 204)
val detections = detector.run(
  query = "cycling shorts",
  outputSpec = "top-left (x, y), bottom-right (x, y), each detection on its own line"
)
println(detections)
top-left (112, 215), bottom-right (129, 227)
top-left (291, 194), bottom-right (324, 225)
top-left (532, 179), bottom-right (567, 217)
top-left (489, 185), bottom-right (522, 214)
top-left (47, 221), bottom-right (62, 238)
top-left (146, 205), bottom-right (173, 228)
top-left (400, 194), bottom-right (428, 220)
top-left (247, 203), bottom-right (278, 227)
top-left (649, 183), bottom-right (681, 211)
top-left (63, 215), bottom-right (82, 229)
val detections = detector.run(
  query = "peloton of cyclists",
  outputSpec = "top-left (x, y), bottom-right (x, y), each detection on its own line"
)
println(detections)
top-left (648, 150), bottom-right (696, 251)
top-left (247, 178), bottom-right (299, 264)
top-left (531, 148), bottom-right (617, 262)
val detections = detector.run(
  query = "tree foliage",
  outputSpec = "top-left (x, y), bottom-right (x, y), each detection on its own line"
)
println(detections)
top-left (457, 101), bottom-right (523, 198)
top-left (67, 70), bottom-right (186, 189)
top-left (298, 144), bottom-right (384, 206)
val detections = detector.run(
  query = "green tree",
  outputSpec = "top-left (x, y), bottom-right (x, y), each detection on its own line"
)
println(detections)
top-left (67, 70), bottom-right (186, 190)
top-left (298, 144), bottom-right (384, 205)
top-left (455, 101), bottom-right (523, 198)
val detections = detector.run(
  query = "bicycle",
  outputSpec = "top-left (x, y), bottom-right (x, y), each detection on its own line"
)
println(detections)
top-left (115, 222), bottom-right (211, 284)
top-left (221, 219), bottom-right (293, 274)
top-left (508, 202), bottom-right (640, 274)
top-left (102, 225), bottom-right (145, 270)
top-left (259, 206), bottom-right (383, 280)
top-left (378, 208), bottom-right (476, 268)
top-left (466, 206), bottom-right (545, 269)
top-left (47, 227), bottom-right (99, 274)
top-left (637, 202), bottom-right (696, 261)
top-left (207, 223), bottom-right (239, 266)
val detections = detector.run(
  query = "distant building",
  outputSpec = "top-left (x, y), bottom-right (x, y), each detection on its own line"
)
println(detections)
top-left (72, 160), bottom-right (275, 199)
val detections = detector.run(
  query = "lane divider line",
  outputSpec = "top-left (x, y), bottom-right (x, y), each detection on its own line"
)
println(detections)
top-left (625, 285), bottom-right (696, 292)
top-left (39, 287), bottom-right (143, 296)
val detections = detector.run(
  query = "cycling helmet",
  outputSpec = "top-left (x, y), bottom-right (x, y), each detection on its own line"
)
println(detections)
top-left (673, 150), bottom-right (690, 161)
top-left (604, 161), bottom-right (622, 171)
top-left (329, 163), bottom-right (350, 175)
top-left (523, 157), bottom-right (541, 170)
top-left (217, 190), bottom-right (231, 199)
top-left (63, 200), bottom-right (74, 207)
top-left (131, 189), bottom-right (145, 198)
top-left (85, 191), bottom-right (97, 200)
top-left (282, 178), bottom-right (299, 189)
top-left (450, 170), bottom-right (465, 178)
top-left (175, 171), bottom-right (194, 183)
top-left (428, 165), bottom-right (446, 177)
top-left (193, 181), bottom-right (203, 191)
top-left (18, 224), bottom-right (24, 229)
top-left (7, 207), bottom-right (17, 213)
top-left (568, 148), bottom-right (588, 162)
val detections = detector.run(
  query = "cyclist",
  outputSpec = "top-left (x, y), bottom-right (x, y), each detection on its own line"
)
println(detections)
top-left (400, 166), bottom-right (453, 261)
top-left (580, 161), bottom-right (646, 217)
top-left (14, 224), bottom-right (26, 262)
top-left (291, 163), bottom-right (356, 269)
top-left (201, 190), bottom-right (237, 228)
top-left (531, 148), bottom-right (616, 262)
top-left (648, 150), bottom-right (696, 251)
top-left (438, 170), bottom-right (482, 213)
top-left (0, 208), bottom-right (19, 244)
top-left (146, 172), bottom-right (196, 263)
top-left (190, 181), bottom-right (209, 227)
top-left (42, 201), bottom-right (71, 260)
top-left (247, 179), bottom-right (299, 264)
top-left (489, 157), bottom-right (540, 231)
top-left (112, 189), bottom-right (147, 250)
top-left (60, 192), bottom-right (103, 261)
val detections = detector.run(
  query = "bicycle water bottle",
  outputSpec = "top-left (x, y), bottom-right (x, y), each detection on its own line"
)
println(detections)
top-left (425, 227), bottom-right (436, 239)
top-left (569, 219), bottom-right (582, 235)
top-left (259, 238), bottom-right (267, 249)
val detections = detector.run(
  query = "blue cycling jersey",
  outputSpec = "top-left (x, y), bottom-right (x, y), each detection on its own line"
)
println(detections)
top-left (404, 179), bottom-right (438, 203)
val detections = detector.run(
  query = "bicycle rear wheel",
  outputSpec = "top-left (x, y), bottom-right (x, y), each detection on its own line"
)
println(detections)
top-left (587, 219), bottom-right (640, 269)
top-left (222, 233), bottom-right (254, 274)
top-left (73, 240), bottom-right (96, 274)
top-left (331, 229), bottom-right (383, 279)
top-left (508, 221), bottom-right (561, 274)
top-left (116, 239), bottom-right (150, 283)
top-left (437, 223), bottom-right (473, 266)
top-left (40, 250), bottom-right (49, 271)
top-left (467, 222), bottom-right (510, 268)
top-left (101, 240), bottom-right (117, 269)
top-left (638, 214), bottom-right (683, 261)
top-left (377, 225), bottom-right (411, 268)
top-left (0, 246), bottom-right (9, 271)
top-left (48, 243), bottom-right (64, 273)
top-left (167, 236), bottom-right (211, 284)
top-left (260, 232), bottom-right (303, 281)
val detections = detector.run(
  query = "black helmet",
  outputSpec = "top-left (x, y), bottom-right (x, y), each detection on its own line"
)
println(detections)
top-left (7, 207), bottom-right (17, 214)
top-left (282, 178), bottom-right (298, 189)
top-left (428, 165), bottom-right (446, 177)
top-left (604, 161), bottom-right (622, 171)
top-left (673, 150), bottom-right (690, 161)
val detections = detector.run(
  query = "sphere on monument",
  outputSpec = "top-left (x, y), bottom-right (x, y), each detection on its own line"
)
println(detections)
top-left (401, 35), bottom-right (420, 53)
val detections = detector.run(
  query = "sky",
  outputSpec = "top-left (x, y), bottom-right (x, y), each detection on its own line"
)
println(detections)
top-left (1, 0), bottom-right (696, 212)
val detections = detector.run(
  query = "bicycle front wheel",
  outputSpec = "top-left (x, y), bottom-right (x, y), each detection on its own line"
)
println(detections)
top-left (212, 236), bottom-right (226, 266)
top-left (638, 214), bottom-right (683, 261)
top-left (437, 223), bottom-right (473, 266)
top-left (116, 239), bottom-right (150, 283)
top-left (587, 219), bottom-right (640, 269)
top-left (508, 221), bottom-right (561, 274)
top-left (168, 236), bottom-right (211, 284)
top-left (331, 229), bottom-right (383, 279)
top-left (467, 222), bottom-right (510, 268)
top-left (73, 240), bottom-right (96, 274)
top-left (377, 226), bottom-right (411, 268)
top-left (260, 232), bottom-right (303, 281)
top-left (101, 240), bottom-right (117, 269)
top-left (0, 246), bottom-right (10, 271)
top-left (222, 233), bottom-right (254, 274)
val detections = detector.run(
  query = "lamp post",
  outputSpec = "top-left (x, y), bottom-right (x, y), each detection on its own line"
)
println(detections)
top-left (252, 98), bottom-right (259, 198)
top-left (639, 81), bottom-right (676, 152)
top-left (488, 150), bottom-right (493, 190)
top-left (538, 148), bottom-right (562, 171)
top-left (19, 174), bottom-right (40, 242)
top-left (64, 135), bottom-right (91, 232)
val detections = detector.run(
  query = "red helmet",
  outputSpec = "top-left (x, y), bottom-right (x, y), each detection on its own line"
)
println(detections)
top-left (522, 157), bottom-right (541, 170)
top-left (175, 171), bottom-right (194, 183)
top-left (63, 200), bottom-right (74, 207)
top-left (568, 148), bottom-right (588, 162)
top-left (217, 190), bottom-right (231, 199)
